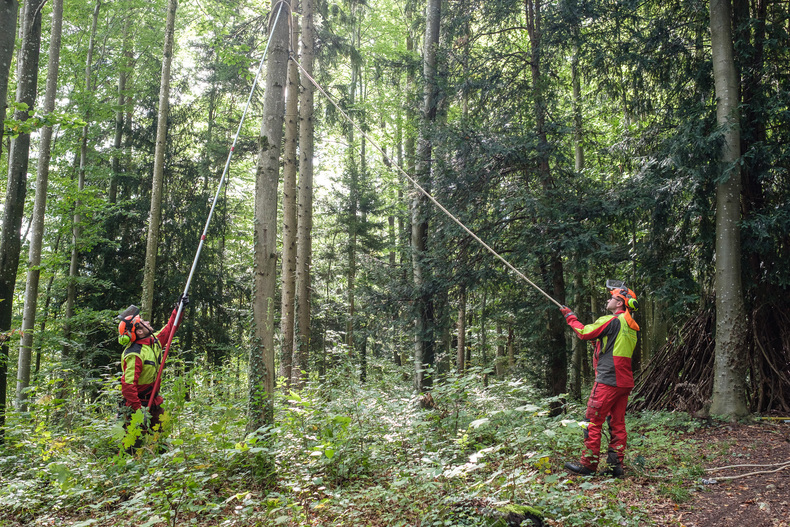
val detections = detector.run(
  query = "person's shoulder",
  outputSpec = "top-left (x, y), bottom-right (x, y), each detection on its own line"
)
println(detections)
top-left (123, 343), bottom-right (143, 358)
top-left (593, 314), bottom-right (616, 324)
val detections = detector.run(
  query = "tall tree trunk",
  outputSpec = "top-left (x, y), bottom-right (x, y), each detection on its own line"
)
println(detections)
top-left (572, 39), bottom-right (584, 175)
top-left (465, 305), bottom-right (472, 367)
top-left (569, 271), bottom-right (584, 401)
top-left (280, 0), bottom-right (300, 388)
top-left (294, 0), bottom-right (315, 389)
top-left (16, 0), bottom-right (64, 411)
top-left (64, 0), bottom-right (101, 364)
top-left (495, 321), bottom-right (505, 377)
top-left (526, 0), bottom-right (567, 397)
top-left (413, 0), bottom-right (440, 392)
top-left (346, 12), bottom-right (362, 354)
top-left (507, 324), bottom-right (515, 369)
top-left (110, 5), bottom-right (133, 206)
top-left (142, 0), bottom-right (178, 318)
top-left (402, 30), bottom-right (414, 272)
top-left (710, 0), bottom-right (749, 419)
top-left (249, 0), bottom-right (289, 432)
top-left (0, 0), bottom-right (18, 158)
top-left (0, 0), bottom-right (41, 444)
top-left (456, 286), bottom-right (466, 373)
top-left (480, 290), bottom-right (488, 370)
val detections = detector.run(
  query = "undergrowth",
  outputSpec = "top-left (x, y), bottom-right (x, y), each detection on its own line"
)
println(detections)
top-left (0, 357), bottom-right (708, 526)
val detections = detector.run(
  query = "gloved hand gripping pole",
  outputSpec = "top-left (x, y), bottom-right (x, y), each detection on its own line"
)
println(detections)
top-left (145, 1), bottom-right (289, 410)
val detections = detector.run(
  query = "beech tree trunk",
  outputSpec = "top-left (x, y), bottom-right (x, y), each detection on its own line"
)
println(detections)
top-left (142, 0), bottom-right (178, 319)
top-left (16, 0), bottom-right (64, 411)
top-left (294, 0), bottom-right (315, 388)
top-left (249, 0), bottom-right (289, 432)
top-left (279, 0), bottom-right (300, 388)
top-left (0, 0), bottom-right (42, 443)
top-left (710, 0), bottom-right (749, 419)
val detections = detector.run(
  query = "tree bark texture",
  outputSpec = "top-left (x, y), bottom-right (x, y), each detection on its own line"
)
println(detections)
top-left (526, 0), bottom-right (567, 397)
top-left (250, 0), bottom-right (289, 432)
top-left (569, 271), bottom-right (584, 401)
top-left (456, 286), bottom-right (466, 373)
top-left (0, 0), bottom-right (42, 443)
top-left (142, 0), bottom-right (178, 319)
top-left (16, 0), bottom-right (64, 411)
top-left (110, 5), bottom-right (133, 206)
top-left (710, 0), bottom-right (749, 419)
top-left (495, 322), bottom-right (505, 377)
top-left (294, 0), bottom-right (315, 388)
top-left (412, 0), bottom-right (440, 392)
top-left (480, 290), bottom-right (488, 369)
top-left (0, 0), bottom-right (18, 159)
top-left (279, 0), bottom-right (300, 388)
top-left (507, 325), bottom-right (515, 369)
top-left (64, 0), bottom-right (101, 361)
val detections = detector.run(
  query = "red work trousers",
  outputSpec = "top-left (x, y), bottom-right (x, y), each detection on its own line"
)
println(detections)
top-left (580, 382), bottom-right (632, 470)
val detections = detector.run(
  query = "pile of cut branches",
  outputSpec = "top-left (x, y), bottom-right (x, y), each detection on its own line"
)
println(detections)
top-left (631, 302), bottom-right (790, 414)
top-left (748, 303), bottom-right (790, 412)
top-left (630, 307), bottom-right (715, 414)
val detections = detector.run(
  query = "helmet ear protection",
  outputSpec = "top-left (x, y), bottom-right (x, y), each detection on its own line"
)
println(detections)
top-left (609, 287), bottom-right (638, 310)
top-left (116, 305), bottom-right (141, 346)
top-left (605, 281), bottom-right (640, 331)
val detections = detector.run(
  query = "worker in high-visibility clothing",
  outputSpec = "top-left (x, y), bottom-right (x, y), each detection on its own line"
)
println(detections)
top-left (116, 297), bottom-right (186, 452)
top-left (560, 281), bottom-right (640, 478)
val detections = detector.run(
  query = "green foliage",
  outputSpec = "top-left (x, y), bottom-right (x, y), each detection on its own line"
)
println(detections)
top-left (1, 357), bottom-right (714, 526)
top-left (3, 102), bottom-right (86, 138)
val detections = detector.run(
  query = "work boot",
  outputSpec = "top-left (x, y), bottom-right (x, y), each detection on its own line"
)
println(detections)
top-left (605, 451), bottom-right (624, 478)
top-left (564, 462), bottom-right (595, 476)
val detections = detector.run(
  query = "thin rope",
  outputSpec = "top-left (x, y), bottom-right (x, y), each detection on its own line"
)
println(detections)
top-left (703, 461), bottom-right (790, 483)
top-left (147, 0), bottom-right (290, 409)
top-left (290, 55), bottom-right (562, 308)
top-left (707, 459), bottom-right (790, 472)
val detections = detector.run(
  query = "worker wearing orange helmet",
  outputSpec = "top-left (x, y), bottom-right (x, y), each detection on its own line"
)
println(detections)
top-left (560, 280), bottom-right (640, 477)
top-left (116, 298), bottom-right (186, 451)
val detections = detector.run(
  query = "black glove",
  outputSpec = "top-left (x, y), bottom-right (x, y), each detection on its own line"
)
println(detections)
top-left (178, 293), bottom-right (189, 307)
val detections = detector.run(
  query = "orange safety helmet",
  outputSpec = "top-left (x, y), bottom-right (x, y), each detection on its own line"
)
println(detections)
top-left (605, 280), bottom-right (640, 331)
top-left (117, 305), bottom-right (142, 346)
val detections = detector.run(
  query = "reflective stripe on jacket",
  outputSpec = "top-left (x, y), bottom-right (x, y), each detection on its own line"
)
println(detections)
top-left (565, 310), bottom-right (638, 388)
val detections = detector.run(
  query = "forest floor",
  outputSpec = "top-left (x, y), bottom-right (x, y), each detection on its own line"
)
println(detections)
top-left (3, 372), bottom-right (789, 527)
top-left (635, 420), bottom-right (790, 527)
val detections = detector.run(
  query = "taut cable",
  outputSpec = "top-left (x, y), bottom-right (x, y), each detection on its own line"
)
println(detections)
top-left (290, 55), bottom-right (562, 308)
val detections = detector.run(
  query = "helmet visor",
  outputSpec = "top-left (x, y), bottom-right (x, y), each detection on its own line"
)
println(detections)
top-left (605, 279), bottom-right (626, 291)
top-left (116, 304), bottom-right (140, 321)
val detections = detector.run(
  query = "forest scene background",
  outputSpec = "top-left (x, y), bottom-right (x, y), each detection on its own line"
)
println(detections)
top-left (1, 0), bottom-right (790, 525)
